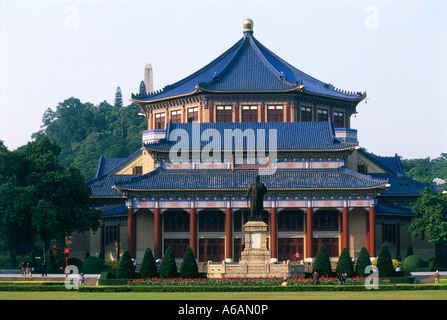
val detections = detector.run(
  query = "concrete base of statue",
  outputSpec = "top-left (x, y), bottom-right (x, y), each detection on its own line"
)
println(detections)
top-left (207, 220), bottom-right (303, 279)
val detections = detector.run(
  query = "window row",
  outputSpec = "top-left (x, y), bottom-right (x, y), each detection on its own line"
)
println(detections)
top-left (152, 106), bottom-right (346, 128)
top-left (300, 107), bottom-right (345, 127)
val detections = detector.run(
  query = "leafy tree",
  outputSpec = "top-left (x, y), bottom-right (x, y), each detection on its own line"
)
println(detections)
top-left (355, 246), bottom-right (371, 276)
top-left (180, 247), bottom-right (199, 278)
top-left (408, 187), bottom-right (447, 266)
top-left (159, 247), bottom-right (177, 279)
top-left (139, 248), bottom-right (158, 278)
top-left (335, 248), bottom-right (354, 277)
top-left (313, 245), bottom-right (332, 276)
top-left (0, 135), bottom-right (100, 264)
top-left (35, 97), bottom-right (145, 180)
top-left (114, 87), bottom-right (123, 107)
top-left (400, 153), bottom-right (447, 186)
top-left (46, 248), bottom-right (58, 273)
top-left (376, 243), bottom-right (395, 277)
top-left (407, 187), bottom-right (447, 243)
top-left (116, 250), bottom-right (135, 279)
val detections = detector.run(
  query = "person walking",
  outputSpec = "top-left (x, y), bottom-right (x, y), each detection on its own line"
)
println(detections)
top-left (21, 261), bottom-right (26, 276)
top-left (41, 262), bottom-right (47, 277)
top-left (313, 271), bottom-right (320, 285)
top-left (25, 262), bottom-right (30, 277)
top-left (78, 273), bottom-right (85, 286)
top-left (434, 270), bottom-right (440, 284)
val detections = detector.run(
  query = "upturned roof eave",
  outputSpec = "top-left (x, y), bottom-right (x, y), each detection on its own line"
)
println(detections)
top-left (114, 184), bottom-right (388, 194)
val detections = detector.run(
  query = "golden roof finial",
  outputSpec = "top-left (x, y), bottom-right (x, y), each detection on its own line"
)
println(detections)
top-left (243, 19), bottom-right (254, 33)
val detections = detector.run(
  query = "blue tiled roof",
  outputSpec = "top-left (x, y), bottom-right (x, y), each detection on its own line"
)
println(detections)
top-left (358, 149), bottom-right (403, 175)
top-left (91, 148), bottom-right (143, 179)
top-left (371, 173), bottom-right (431, 196)
top-left (145, 120), bottom-right (357, 152)
top-left (87, 148), bottom-right (144, 198)
top-left (99, 205), bottom-right (127, 217)
top-left (131, 31), bottom-right (366, 103)
top-left (114, 167), bottom-right (388, 192)
top-left (375, 200), bottom-right (414, 215)
top-left (89, 174), bottom-right (134, 197)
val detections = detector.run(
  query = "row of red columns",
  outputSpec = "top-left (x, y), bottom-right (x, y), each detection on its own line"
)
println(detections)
top-left (127, 204), bottom-right (376, 260)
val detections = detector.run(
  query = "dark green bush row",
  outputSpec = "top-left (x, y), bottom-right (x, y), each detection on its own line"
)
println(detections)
top-left (0, 285), bottom-right (67, 291)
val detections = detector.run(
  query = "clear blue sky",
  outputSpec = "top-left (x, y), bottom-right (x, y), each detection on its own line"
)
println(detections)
top-left (1, 0), bottom-right (446, 160)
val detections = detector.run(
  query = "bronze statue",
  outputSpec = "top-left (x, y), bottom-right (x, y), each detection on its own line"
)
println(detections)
top-left (246, 175), bottom-right (267, 220)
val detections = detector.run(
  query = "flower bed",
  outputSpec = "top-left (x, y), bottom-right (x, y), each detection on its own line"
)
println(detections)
top-left (128, 275), bottom-right (390, 287)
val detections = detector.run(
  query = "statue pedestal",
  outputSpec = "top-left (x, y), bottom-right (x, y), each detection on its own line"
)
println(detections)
top-left (207, 220), bottom-right (301, 279)
top-left (240, 220), bottom-right (270, 263)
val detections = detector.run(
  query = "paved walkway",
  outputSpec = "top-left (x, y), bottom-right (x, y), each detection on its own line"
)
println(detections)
top-left (410, 271), bottom-right (447, 284)
top-left (0, 273), bottom-right (100, 286)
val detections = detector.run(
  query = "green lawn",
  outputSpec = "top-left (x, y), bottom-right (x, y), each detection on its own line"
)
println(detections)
top-left (1, 290), bottom-right (446, 300)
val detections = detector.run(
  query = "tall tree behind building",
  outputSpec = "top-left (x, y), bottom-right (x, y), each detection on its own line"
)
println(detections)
top-left (114, 86), bottom-right (123, 107)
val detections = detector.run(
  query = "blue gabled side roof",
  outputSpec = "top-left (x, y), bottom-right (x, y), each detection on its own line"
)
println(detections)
top-left (131, 30), bottom-right (366, 103)
top-left (371, 173), bottom-right (431, 196)
top-left (145, 120), bottom-right (357, 152)
top-left (87, 148), bottom-right (144, 198)
top-left (358, 149), bottom-right (404, 176)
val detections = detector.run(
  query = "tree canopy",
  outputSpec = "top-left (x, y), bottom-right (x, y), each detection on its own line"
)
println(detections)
top-left (400, 154), bottom-right (447, 186)
top-left (0, 136), bottom-right (100, 263)
top-left (407, 187), bottom-right (447, 243)
top-left (34, 97), bottom-right (146, 180)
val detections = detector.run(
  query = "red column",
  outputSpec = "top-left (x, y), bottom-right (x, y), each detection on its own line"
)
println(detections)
top-left (209, 105), bottom-right (214, 122)
top-left (190, 207), bottom-right (197, 258)
top-left (342, 206), bottom-right (349, 250)
top-left (127, 206), bottom-right (136, 258)
top-left (366, 210), bottom-right (370, 253)
top-left (369, 205), bottom-right (376, 256)
top-left (154, 207), bottom-right (162, 259)
top-left (225, 206), bottom-right (232, 261)
top-left (305, 206), bottom-right (313, 259)
top-left (270, 207), bottom-right (277, 260)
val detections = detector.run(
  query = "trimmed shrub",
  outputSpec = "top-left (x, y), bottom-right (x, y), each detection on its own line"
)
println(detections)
top-left (313, 245), bottom-right (332, 276)
top-left (180, 247), bottom-right (199, 278)
top-left (104, 260), bottom-right (119, 270)
top-left (336, 248), bottom-right (354, 277)
top-left (376, 244), bottom-right (395, 277)
top-left (140, 248), bottom-right (158, 278)
top-left (116, 250), bottom-right (135, 279)
top-left (355, 246), bottom-right (371, 276)
top-left (403, 255), bottom-right (426, 270)
top-left (159, 247), bottom-right (177, 279)
top-left (82, 256), bottom-right (106, 273)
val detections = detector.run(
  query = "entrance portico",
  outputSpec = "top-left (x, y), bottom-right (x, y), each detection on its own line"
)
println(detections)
top-left (125, 198), bottom-right (378, 262)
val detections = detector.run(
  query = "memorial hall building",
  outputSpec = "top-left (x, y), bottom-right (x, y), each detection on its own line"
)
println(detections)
top-left (73, 19), bottom-right (435, 266)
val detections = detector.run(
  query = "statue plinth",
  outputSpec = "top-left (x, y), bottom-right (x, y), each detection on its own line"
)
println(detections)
top-left (240, 220), bottom-right (270, 263)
